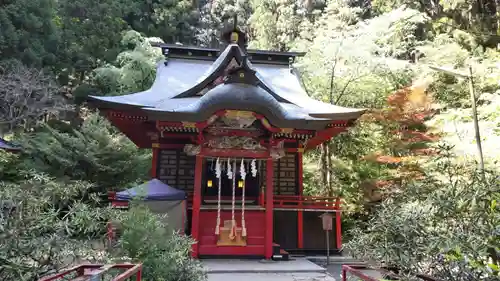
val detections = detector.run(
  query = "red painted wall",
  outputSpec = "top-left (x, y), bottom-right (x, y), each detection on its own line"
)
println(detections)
top-left (198, 210), bottom-right (266, 256)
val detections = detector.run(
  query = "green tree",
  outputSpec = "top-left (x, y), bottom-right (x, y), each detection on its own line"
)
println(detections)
top-left (346, 149), bottom-right (500, 280)
top-left (125, 0), bottom-right (199, 44)
top-left (0, 172), bottom-right (109, 281)
top-left (196, 0), bottom-right (252, 47)
top-left (16, 112), bottom-right (151, 192)
top-left (114, 204), bottom-right (206, 281)
top-left (0, 0), bottom-right (60, 68)
top-left (299, 6), bottom-right (421, 197)
top-left (248, 0), bottom-right (311, 51)
top-left (55, 0), bottom-right (131, 85)
top-left (87, 30), bottom-right (164, 99)
top-left (371, 0), bottom-right (500, 48)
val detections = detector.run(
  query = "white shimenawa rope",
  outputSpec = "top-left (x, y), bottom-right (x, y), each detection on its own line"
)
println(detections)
top-left (240, 158), bottom-right (247, 237)
top-left (215, 158), bottom-right (221, 235)
top-left (229, 160), bottom-right (237, 240)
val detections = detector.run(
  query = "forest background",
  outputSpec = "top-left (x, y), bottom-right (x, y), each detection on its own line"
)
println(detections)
top-left (0, 0), bottom-right (499, 280)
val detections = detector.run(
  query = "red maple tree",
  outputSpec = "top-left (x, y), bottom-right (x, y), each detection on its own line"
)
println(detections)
top-left (361, 81), bottom-right (440, 201)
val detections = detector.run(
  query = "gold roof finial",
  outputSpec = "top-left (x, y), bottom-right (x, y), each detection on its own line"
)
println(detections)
top-left (230, 32), bottom-right (239, 43)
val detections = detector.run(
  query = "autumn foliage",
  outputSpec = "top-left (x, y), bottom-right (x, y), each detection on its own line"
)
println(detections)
top-left (361, 81), bottom-right (440, 200)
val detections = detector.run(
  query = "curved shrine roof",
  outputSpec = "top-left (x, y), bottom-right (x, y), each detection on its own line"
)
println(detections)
top-left (88, 44), bottom-right (365, 130)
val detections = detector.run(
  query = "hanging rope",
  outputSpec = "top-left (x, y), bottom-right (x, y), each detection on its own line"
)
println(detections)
top-left (240, 158), bottom-right (247, 237)
top-left (215, 158), bottom-right (222, 236)
top-left (229, 160), bottom-right (237, 240)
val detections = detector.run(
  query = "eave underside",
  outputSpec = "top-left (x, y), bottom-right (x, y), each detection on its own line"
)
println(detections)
top-left (104, 108), bottom-right (350, 151)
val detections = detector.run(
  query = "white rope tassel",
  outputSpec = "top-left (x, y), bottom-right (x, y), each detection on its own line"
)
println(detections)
top-left (229, 160), bottom-right (237, 240)
top-left (215, 158), bottom-right (221, 235)
top-left (240, 159), bottom-right (247, 237)
top-left (227, 158), bottom-right (233, 179)
top-left (251, 159), bottom-right (257, 177)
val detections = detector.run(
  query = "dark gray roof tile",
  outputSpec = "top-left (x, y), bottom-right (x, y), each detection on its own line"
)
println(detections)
top-left (87, 44), bottom-right (366, 129)
top-left (144, 83), bottom-right (333, 130)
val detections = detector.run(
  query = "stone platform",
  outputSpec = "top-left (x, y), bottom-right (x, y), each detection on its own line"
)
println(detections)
top-left (202, 258), bottom-right (327, 274)
top-left (207, 272), bottom-right (336, 281)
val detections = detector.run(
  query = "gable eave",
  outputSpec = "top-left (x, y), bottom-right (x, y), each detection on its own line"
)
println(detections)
top-left (171, 44), bottom-right (245, 99)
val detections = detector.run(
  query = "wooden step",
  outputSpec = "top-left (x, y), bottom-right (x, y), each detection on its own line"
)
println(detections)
top-left (271, 244), bottom-right (290, 261)
top-left (272, 243), bottom-right (281, 253)
top-left (279, 249), bottom-right (290, 261)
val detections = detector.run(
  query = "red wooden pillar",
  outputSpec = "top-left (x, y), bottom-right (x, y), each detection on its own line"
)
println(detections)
top-left (297, 151), bottom-right (304, 249)
top-left (191, 155), bottom-right (203, 258)
top-left (265, 158), bottom-right (274, 259)
top-left (151, 144), bottom-right (159, 178)
top-left (335, 198), bottom-right (342, 250)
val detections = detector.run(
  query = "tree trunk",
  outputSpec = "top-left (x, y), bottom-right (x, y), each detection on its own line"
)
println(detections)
top-left (319, 141), bottom-right (335, 196)
top-left (494, 0), bottom-right (500, 37)
top-left (69, 71), bottom-right (86, 127)
top-left (326, 141), bottom-right (333, 197)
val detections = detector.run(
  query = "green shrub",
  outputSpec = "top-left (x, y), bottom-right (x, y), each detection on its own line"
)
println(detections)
top-left (0, 172), bottom-right (109, 281)
top-left (114, 203), bottom-right (206, 281)
top-left (345, 147), bottom-right (500, 280)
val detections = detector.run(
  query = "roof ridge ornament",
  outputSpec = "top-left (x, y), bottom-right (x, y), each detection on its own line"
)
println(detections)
top-left (232, 14), bottom-right (238, 30)
top-left (221, 14), bottom-right (247, 53)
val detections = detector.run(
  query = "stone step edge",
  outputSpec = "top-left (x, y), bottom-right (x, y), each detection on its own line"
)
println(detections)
top-left (305, 257), bottom-right (365, 263)
top-left (205, 269), bottom-right (327, 274)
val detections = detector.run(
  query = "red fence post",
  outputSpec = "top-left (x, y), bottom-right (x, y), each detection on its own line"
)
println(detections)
top-left (136, 267), bottom-right (142, 281)
top-left (151, 145), bottom-right (159, 178)
top-left (297, 151), bottom-right (304, 249)
top-left (191, 155), bottom-right (203, 258)
top-left (335, 198), bottom-right (342, 250)
top-left (265, 158), bottom-right (274, 259)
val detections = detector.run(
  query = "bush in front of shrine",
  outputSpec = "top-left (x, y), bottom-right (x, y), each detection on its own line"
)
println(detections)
top-left (113, 202), bottom-right (206, 281)
top-left (0, 167), bottom-right (111, 280)
top-left (344, 146), bottom-right (500, 280)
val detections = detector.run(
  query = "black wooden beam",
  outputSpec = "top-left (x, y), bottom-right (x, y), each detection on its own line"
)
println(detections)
top-left (151, 42), bottom-right (305, 65)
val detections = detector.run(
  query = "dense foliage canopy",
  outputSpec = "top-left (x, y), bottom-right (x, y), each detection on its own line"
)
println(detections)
top-left (1, 0), bottom-right (499, 279)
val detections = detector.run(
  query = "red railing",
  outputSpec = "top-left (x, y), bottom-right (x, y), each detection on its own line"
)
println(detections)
top-left (185, 192), bottom-right (341, 211)
top-left (38, 263), bottom-right (142, 281)
top-left (272, 195), bottom-right (340, 211)
top-left (111, 190), bottom-right (341, 212)
top-left (342, 265), bottom-right (383, 281)
top-left (342, 265), bottom-right (441, 281)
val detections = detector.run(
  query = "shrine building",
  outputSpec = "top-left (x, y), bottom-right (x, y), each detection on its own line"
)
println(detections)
top-left (87, 20), bottom-right (365, 259)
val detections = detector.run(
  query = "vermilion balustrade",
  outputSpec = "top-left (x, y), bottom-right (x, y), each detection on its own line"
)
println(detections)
top-left (38, 263), bottom-right (143, 281)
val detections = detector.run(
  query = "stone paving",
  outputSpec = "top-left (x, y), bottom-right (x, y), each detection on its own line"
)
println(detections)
top-left (202, 258), bottom-right (326, 273)
top-left (203, 258), bottom-right (334, 281)
top-left (202, 255), bottom-right (378, 281)
top-left (207, 272), bottom-right (337, 281)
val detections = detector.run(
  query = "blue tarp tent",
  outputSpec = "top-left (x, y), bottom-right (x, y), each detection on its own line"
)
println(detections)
top-left (116, 179), bottom-right (186, 201)
top-left (114, 179), bottom-right (187, 233)
top-left (0, 138), bottom-right (21, 152)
